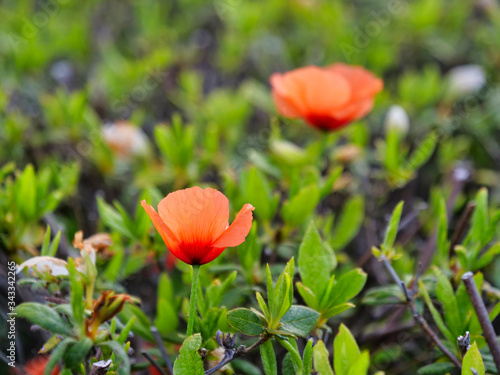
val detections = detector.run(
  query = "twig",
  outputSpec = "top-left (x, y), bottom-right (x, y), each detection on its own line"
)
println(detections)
top-left (462, 272), bottom-right (500, 374)
top-left (142, 352), bottom-right (167, 375)
top-left (380, 256), bottom-right (462, 368)
top-left (204, 332), bottom-right (267, 375)
top-left (151, 326), bottom-right (173, 375)
top-left (90, 360), bottom-right (112, 375)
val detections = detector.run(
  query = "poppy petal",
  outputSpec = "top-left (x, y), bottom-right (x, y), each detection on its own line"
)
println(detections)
top-left (141, 200), bottom-right (178, 244)
top-left (295, 66), bottom-right (351, 115)
top-left (158, 187), bottom-right (229, 247)
top-left (270, 72), bottom-right (307, 116)
top-left (212, 204), bottom-right (255, 248)
top-left (329, 63), bottom-right (383, 102)
top-left (331, 98), bottom-right (374, 123)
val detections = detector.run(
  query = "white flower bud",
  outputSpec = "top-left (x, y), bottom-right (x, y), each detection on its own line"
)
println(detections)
top-left (384, 105), bottom-right (410, 136)
top-left (446, 65), bottom-right (486, 99)
top-left (17, 256), bottom-right (69, 277)
top-left (102, 121), bottom-right (149, 159)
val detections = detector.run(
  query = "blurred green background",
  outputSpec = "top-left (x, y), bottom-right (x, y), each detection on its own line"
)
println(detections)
top-left (2, 0), bottom-right (500, 373)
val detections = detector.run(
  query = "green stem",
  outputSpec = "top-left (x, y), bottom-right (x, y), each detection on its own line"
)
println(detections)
top-left (186, 265), bottom-right (200, 337)
top-left (85, 281), bottom-right (94, 310)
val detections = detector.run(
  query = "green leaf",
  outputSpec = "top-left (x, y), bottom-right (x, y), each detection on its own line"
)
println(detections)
top-left (470, 188), bottom-right (488, 245)
top-left (97, 196), bottom-right (135, 239)
top-left (16, 164), bottom-right (37, 220)
top-left (419, 280), bottom-right (456, 345)
top-left (261, 339), bottom-right (278, 375)
top-left (280, 306), bottom-right (320, 337)
top-left (119, 304), bottom-right (154, 341)
top-left (322, 303), bottom-right (355, 320)
top-left (298, 222), bottom-right (335, 299)
top-left (436, 196), bottom-right (449, 261)
top-left (295, 283), bottom-right (318, 311)
top-left (333, 324), bottom-right (360, 375)
top-left (105, 245), bottom-right (124, 282)
top-left (16, 303), bottom-right (74, 337)
top-left (206, 271), bottom-right (237, 310)
top-left (277, 338), bottom-right (302, 373)
top-left (313, 340), bottom-right (333, 375)
top-left (63, 338), bottom-right (93, 369)
top-left (155, 298), bottom-right (179, 335)
top-left (67, 259), bottom-right (84, 328)
top-left (302, 339), bottom-right (314, 375)
top-left (274, 273), bottom-right (292, 322)
top-left (282, 184), bottom-right (320, 227)
top-left (282, 353), bottom-right (295, 375)
top-left (383, 201), bottom-right (404, 250)
top-left (331, 195), bottom-right (365, 250)
top-left (462, 342), bottom-right (485, 375)
top-left (227, 308), bottom-right (266, 335)
top-left (361, 285), bottom-right (406, 306)
top-left (118, 316), bottom-right (136, 345)
top-left (405, 131), bottom-right (437, 172)
top-left (173, 334), bottom-right (204, 375)
top-left (417, 362), bottom-right (456, 374)
top-left (241, 166), bottom-right (277, 221)
top-left (41, 226), bottom-right (52, 257)
top-left (266, 265), bottom-right (275, 312)
top-left (482, 209), bottom-right (500, 245)
top-left (433, 267), bottom-right (462, 336)
top-left (474, 243), bottom-right (500, 270)
top-left (47, 231), bottom-right (61, 258)
top-left (256, 292), bottom-right (270, 320)
top-left (327, 269), bottom-right (367, 309)
top-left (99, 341), bottom-right (131, 375)
top-left (347, 351), bottom-right (370, 375)
top-left (44, 338), bottom-right (75, 375)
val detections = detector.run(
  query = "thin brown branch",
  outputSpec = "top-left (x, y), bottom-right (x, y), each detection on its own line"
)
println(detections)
top-left (151, 326), bottom-right (173, 375)
top-left (462, 272), bottom-right (500, 374)
top-left (204, 334), bottom-right (268, 375)
top-left (380, 256), bottom-right (462, 369)
top-left (142, 352), bottom-right (167, 375)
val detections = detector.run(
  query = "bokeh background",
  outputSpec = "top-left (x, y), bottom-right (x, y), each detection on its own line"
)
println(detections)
top-left (2, 0), bottom-right (500, 374)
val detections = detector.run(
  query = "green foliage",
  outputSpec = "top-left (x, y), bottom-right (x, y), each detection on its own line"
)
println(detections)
top-left (462, 342), bottom-right (485, 375)
top-left (173, 334), bottom-right (204, 375)
top-left (227, 308), bottom-right (266, 336)
top-left (5, 0), bottom-right (500, 373)
top-left (16, 303), bottom-right (74, 337)
top-left (297, 222), bottom-right (366, 325)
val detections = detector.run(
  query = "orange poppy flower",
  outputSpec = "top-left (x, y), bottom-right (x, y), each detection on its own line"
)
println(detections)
top-left (270, 63), bottom-right (383, 131)
top-left (141, 187), bottom-right (254, 265)
top-left (22, 356), bottom-right (59, 375)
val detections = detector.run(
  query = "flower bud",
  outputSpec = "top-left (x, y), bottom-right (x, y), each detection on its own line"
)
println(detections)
top-left (384, 105), bottom-right (410, 136)
top-left (17, 256), bottom-right (69, 277)
top-left (270, 139), bottom-right (309, 166)
top-left (85, 290), bottom-right (137, 339)
top-left (102, 121), bottom-right (149, 159)
top-left (446, 65), bottom-right (486, 100)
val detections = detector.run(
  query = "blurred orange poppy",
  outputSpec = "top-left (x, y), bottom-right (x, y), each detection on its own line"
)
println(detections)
top-left (270, 63), bottom-right (383, 131)
top-left (22, 356), bottom-right (59, 375)
top-left (142, 187), bottom-right (254, 265)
